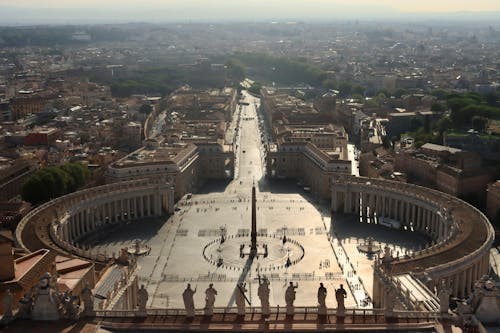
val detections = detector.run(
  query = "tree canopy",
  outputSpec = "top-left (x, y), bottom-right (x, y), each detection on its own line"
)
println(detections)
top-left (22, 162), bottom-right (90, 205)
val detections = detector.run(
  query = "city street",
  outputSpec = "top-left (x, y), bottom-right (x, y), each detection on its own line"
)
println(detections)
top-left (88, 90), bottom-right (426, 310)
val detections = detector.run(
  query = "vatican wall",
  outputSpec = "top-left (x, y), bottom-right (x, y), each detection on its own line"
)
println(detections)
top-left (16, 179), bottom-right (175, 262)
top-left (331, 175), bottom-right (494, 301)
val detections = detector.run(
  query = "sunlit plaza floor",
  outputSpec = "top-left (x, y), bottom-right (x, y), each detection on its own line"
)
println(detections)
top-left (83, 180), bottom-right (429, 310)
top-left (83, 92), bottom-right (430, 310)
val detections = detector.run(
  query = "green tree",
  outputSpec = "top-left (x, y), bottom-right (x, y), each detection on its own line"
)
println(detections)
top-left (248, 82), bottom-right (263, 95)
top-left (430, 102), bottom-right (445, 112)
top-left (139, 104), bottom-right (153, 114)
top-left (471, 116), bottom-right (488, 132)
top-left (394, 88), bottom-right (409, 98)
top-left (225, 58), bottom-right (246, 81)
top-left (322, 79), bottom-right (337, 90)
top-left (22, 162), bottom-right (90, 205)
top-left (352, 85), bottom-right (365, 96)
top-left (338, 82), bottom-right (352, 98)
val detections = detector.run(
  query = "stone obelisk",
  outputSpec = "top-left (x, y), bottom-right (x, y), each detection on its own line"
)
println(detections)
top-left (251, 184), bottom-right (257, 254)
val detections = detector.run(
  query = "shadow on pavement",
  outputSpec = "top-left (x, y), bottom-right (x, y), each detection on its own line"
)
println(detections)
top-left (197, 179), bottom-right (232, 194)
top-left (330, 214), bottom-right (432, 248)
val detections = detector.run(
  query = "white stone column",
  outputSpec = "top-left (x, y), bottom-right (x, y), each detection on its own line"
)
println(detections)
top-left (405, 202), bottom-right (410, 225)
top-left (135, 197), bottom-right (139, 218)
top-left (346, 189), bottom-right (352, 213)
top-left (460, 269), bottom-right (467, 298)
top-left (380, 194), bottom-right (386, 217)
top-left (64, 222), bottom-right (69, 240)
top-left (355, 192), bottom-right (361, 219)
top-left (90, 207), bottom-right (95, 230)
top-left (123, 198), bottom-right (128, 220)
top-left (146, 195), bottom-right (151, 216)
top-left (332, 189), bottom-right (338, 213)
top-left (138, 195), bottom-right (143, 218)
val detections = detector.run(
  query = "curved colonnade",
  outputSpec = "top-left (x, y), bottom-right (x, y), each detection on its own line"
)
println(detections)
top-left (16, 179), bottom-right (174, 262)
top-left (331, 175), bottom-right (495, 299)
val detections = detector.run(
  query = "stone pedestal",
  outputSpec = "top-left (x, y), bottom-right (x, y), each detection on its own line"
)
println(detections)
top-left (286, 304), bottom-right (294, 316)
top-left (475, 293), bottom-right (500, 324)
top-left (204, 307), bottom-right (214, 316)
top-left (32, 291), bottom-right (60, 321)
top-left (384, 309), bottom-right (396, 323)
top-left (261, 302), bottom-right (270, 317)
top-left (336, 310), bottom-right (345, 324)
top-left (31, 273), bottom-right (60, 321)
top-left (2, 290), bottom-right (13, 320)
top-left (186, 307), bottom-right (195, 318)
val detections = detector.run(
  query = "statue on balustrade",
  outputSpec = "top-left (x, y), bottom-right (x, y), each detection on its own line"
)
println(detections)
top-left (204, 284), bottom-right (217, 316)
top-left (438, 279), bottom-right (451, 315)
top-left (182, 284), bottom-right (196, 318)
top-left (235, 282), bottom-right (248, 315)
top-left (32, 272), bottom-right (60, 321)
top-left (137, 284), bottom-right (148, 315)
top-left (61, 290), bottom-right (79, 320)
top-left (335, 284), bottom-right (347, 314)
top-left (317, 283), bottom-right (327, 315)
top-left (470, 275), bottom-right (500, 325)
top-left (81, 284), bottom-right (94, 316)
top-left (285, 281), bottom-right (298, 315)
top-left (17, 292), bottom-right (33, 319)
top-left (258, 275), bottom-right (270, 316)
top-left (2, 289), bottom-right (13, 319)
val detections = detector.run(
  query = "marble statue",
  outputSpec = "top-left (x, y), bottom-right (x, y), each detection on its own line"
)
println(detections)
top-left (182, 284), bottom-right (196, 318)
top-left (381, 246), bottom-right (393, 263)
top-left (2, 289), bottom-right (13, 319)
top-left (456, 301), bottom-right (474, 328)
top-left (61, 291), bottom-right (79, 320)
top-left (117, 248), bottom-right (130, 265)
top-left (285, 281), bottom-right (298, 315)
top-left (471, 276), bottom-right (500, 324)
top-left (17, 292), bottom-right (33, 319)
top-left (81, 284), bottom-right (94, 316)
top-left (437, 280), bottom-right (451, 314)
top-left (335, 284), bottom-right (347, 314)
top-left (384, 287), bottom-right (396, 318)
top-left (204, 284), bottom-right (217, 316)
top-left (137, 284), bottom-right (148, 314)
top-left (257, 276), bottom-right (270, 316)
top-left (317, 283), bottom-right (327, 315)
top-left (31, 272), bottom-right (60, 321)
top-left (235, 282), bottom-right (248, 315)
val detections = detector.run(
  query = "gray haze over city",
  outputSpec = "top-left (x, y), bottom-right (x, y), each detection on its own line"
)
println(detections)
top-left (1, 0), bottom-right (500, 24)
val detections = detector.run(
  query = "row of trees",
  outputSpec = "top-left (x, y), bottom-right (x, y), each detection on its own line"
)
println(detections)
top-left (228, 53), bottom-right (327, 87)
top-left (446, 92), bottom-right (500, 127)
top-left (94, 67), bottom-right (185, 98)
top-left (21, 163), bottom-right (90, 205)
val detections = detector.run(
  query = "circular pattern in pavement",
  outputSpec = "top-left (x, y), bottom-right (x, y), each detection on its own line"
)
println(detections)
top-left (202, 234), bottom-right (305, 271)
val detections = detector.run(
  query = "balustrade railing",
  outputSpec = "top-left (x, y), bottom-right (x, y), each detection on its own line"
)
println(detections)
top-left (95, 306), bottom-right (441, 321)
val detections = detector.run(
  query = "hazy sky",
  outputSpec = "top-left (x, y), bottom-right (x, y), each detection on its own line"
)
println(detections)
top-left (0, 0), bottom-right (499, 24)
top-left (1, 0), bottom-right (499, 12)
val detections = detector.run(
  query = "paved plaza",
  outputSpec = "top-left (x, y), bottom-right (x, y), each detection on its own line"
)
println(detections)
top-left (84, 92), bottom-right (429, 310)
